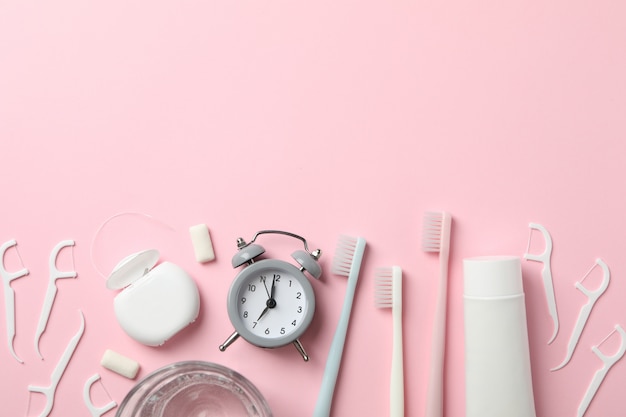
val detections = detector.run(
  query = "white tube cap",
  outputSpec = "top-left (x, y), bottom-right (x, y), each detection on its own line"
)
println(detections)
top-left (464, 256), bottom-right (523, 298)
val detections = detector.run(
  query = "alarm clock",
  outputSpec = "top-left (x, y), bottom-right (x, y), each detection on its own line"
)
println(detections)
top-left (219, 230), bottom-right (322, 361)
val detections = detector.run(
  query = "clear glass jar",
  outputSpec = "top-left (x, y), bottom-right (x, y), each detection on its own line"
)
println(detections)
top-left (116, 361), bottom-right (273, 417)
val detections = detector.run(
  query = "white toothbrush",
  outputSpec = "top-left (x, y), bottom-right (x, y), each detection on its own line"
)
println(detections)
top-left (375, 266), bottom-right (404, 417)
top-left (313, 235), bottom-right (366, 417)
top-left (423, 212), bottom-right (451, 417)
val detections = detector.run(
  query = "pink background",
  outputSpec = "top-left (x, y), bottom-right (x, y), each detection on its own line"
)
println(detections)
top-left (1, 1), bottom-right (626, 416)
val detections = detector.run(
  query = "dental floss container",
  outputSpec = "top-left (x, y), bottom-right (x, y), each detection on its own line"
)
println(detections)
top-left (106, 249), bottom-right (200, 346)
top-left (464, 256), bottom-right (537, 417)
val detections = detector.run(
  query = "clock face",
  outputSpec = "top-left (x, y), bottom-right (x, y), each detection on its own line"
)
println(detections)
top-left (227, 259), bottom-right (315, 348)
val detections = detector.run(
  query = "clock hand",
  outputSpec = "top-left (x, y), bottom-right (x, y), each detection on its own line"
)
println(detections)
top-left (262, 278), bottom-right (271, 299)
top-left (270, 275), bottom-right (276, 299)
top-left (257, 298), bottom-right (278, 321)
top-left (257, 278), bottom-right (278, 321)
top-left (257, 306), bottom-right (270, 321)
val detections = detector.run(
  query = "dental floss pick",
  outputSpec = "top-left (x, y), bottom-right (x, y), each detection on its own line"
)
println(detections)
top-left (0, 240), bottom-right (29, 363)
top-left (34, 240), bottom-right (77, 359)
top-left (28, 310), bottom-right (85, 417)
top-left (83, 374), bottom-right (117, 417)
top-left (578, 325), bottom-right (626, 417)
top-left (552, 259), bottom-right (610, 371)
top-left (524, 223), bottom-right (559, 344)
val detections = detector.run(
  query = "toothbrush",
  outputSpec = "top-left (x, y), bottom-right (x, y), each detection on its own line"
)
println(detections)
top-left (375, 266), bottom-right (404, 417)
top-left (423, 211), bottom-right (452, 417)
top-left (313, 235), bottom-right (366, 417)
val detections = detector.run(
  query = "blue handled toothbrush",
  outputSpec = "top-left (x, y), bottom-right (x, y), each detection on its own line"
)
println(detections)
top-left (313, 235), bottom-right (366, 417)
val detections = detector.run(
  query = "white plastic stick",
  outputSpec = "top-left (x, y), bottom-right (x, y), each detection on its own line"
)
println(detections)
top-left (552, 259), bottom-right (610, 371)
top-left (524, 223), bottom-right (559, 344)
top-left (34, 240), bottom-right (77, 359)
top-left (83, 374), bottom-right (117, 417)
top-left (578, 325), bottom-right (626, 417)
top-left (1, 240), bottom-right (29, 363)
top-left (28, 311), bottom-right (85, 417)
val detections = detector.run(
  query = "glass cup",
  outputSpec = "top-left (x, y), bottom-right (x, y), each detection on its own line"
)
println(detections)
top-left (116, 361), bottom-right (273, 417)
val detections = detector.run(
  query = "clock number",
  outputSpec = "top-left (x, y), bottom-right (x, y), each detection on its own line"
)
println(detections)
top-left (243, 311), bottom-right (248, 318)
top-left (296, 292), bottom-right (302, 299)
top-left (291, 320), bottom-right (297, 326)
top-left (297, 306), bottom-right (302, 313)
top-left (280, 327), bottom-right (286, 334)
top-left (265, 328), bottom-right (270, 335)
top-left (260, 275), bottom-right (266, 284)
top-left (248, 284), bottom-right (256, 292)
top-left (289, 280), bottom-right (292, 287)
top-left (241, 297), bottom-right (246, 304)
top-left (274, 274), bottom-right (281, 282)
top-left (253, 321), bottom-right (258, 328)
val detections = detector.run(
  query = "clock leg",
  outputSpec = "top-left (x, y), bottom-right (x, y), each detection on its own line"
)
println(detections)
top-left (219, 331), bottom-right (240, 352)
top-left (293, 339), bottom-right (309, 362)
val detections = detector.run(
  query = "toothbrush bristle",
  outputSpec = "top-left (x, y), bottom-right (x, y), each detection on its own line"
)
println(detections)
top-left (374, 266), bottom-right (402, 308)
top-left (374, 267), bottom-right (394, 308)
top-left (422, 211), bottom-right (446, 252)
top-left (331, 235), bottom-right (365, 277)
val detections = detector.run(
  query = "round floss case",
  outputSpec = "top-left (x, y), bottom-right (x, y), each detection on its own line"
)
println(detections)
top-left (107, 250), bottom-right (200, 346)
top-left (116, 361), bottom-right (273, 417)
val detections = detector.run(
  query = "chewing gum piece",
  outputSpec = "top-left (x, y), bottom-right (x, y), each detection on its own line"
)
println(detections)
top-left (100, 349), bottom-right (140, 379)
top-left (189, 224), bottom-right (215, 263)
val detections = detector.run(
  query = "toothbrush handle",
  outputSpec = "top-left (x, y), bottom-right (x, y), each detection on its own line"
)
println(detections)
top-left (390, 305), bottom-right (404, 417)
top-left (425, 247), bottom-right (449, 417)
top-left (312, 273), bottom-right (359, 417)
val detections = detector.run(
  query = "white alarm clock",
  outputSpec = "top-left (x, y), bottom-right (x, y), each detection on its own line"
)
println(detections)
top-left (219, 230), bottom-right (322, 361)
top-left (106, 249), bottom-right (200, 346)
